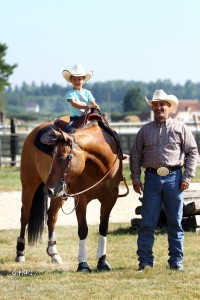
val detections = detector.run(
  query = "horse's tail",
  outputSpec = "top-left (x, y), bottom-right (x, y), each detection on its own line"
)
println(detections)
top-left (28, 182), bottom-right (47, 245)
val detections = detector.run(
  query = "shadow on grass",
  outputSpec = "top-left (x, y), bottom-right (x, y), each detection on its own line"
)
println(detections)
top-left (108, 226), bottom-right (138, 236)
top-left (108, 225), bottom-right (172, 236)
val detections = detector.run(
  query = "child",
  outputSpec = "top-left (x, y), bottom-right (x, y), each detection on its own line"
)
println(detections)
top-left (62, 64), bottom-right (100, 132)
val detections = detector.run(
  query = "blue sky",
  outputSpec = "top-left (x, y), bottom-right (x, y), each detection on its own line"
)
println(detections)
top-left (1, 0), bottom-right (200, 87)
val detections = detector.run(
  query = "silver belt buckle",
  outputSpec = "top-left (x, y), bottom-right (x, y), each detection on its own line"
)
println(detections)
top-left (157, 167), bottom-right (169, 176)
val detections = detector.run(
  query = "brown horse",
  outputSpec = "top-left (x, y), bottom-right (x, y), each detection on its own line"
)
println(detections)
top-left (15, 118), bottom-right (128, 272)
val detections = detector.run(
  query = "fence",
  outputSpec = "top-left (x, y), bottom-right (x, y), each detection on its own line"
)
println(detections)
top-left (0, 120), bottom-right (200, 166)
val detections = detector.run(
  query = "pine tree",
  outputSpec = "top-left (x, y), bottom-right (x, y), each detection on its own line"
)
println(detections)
top-left (0, 43), bottom-right (17, 92)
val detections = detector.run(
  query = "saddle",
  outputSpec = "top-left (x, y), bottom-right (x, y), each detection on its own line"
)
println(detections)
top-left (54, 109), bottom-right (124, 159)
top-left (54, 108), bottom-right (104, 131)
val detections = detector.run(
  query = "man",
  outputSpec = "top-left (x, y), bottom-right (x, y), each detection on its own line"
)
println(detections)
top-left (130, 89), bottom-right (199, 271)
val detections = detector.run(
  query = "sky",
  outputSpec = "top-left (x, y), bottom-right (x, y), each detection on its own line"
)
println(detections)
top-left (1, 0), bottom-right (200, 87)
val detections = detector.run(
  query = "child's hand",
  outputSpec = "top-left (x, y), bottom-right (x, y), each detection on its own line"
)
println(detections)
top-left (92, 104), bottom-right (100, 110)
top-left (85, 104), bottom-right (92, 110)
top-left (94, 104), bottom-right (100, 110)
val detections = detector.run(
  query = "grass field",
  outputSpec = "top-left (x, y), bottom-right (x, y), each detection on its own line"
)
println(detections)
top-left (0, 165), bottom-right (200, 191)
top-left (0, 224), bottom-right (200, 300)
top-left (0, 165), bottom-right (200, 299)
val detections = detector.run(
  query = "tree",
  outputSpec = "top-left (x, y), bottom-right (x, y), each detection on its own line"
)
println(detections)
top-left (123, 87), bottom-right (146, 112)
top-left (0, 43), bottom-right (17, 92)
top-left (0, 43), bottom-right (17, 111)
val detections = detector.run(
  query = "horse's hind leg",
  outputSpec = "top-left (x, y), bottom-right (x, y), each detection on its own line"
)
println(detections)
top-left (46, 197), bottom-right (64, 264)
top-left (15, 203), bottom-right (27, 262)
top-left (15, 184), bottom-right (40, 262)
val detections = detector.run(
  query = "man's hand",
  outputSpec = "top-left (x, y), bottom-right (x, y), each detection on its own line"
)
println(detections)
top-left (180, 181), bottom-right (189, 192)
top-left (133, 183), bottom-right (143, 195)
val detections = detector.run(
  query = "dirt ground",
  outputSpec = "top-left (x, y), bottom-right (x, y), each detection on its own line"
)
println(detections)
top-left (0, 183), bottom-right (199, 230)
top-left (0, 185), bottom-right (141, 230)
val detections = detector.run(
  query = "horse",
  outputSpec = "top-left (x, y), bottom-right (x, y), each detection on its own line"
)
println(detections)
top-left (15, 113), bottom-right (128, 272)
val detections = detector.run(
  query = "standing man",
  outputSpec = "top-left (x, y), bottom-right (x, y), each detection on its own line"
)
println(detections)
top-left (130, 89), bottom-right (199, 271)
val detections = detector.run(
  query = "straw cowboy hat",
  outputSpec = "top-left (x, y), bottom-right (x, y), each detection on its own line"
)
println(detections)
top-left (145, 89), bottom-right (179, 113)
top-left (62, 64), bottom-right (93, 83)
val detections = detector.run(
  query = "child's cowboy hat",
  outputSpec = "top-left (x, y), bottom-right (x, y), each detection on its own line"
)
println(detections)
top-left (145, 89), bottom-right (179, 113)
top-left (62, 64), bottom-right (93, 83)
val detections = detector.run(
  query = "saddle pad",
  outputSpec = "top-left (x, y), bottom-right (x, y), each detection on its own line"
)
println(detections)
top-left (34, 124), bottom-right (55, 156)
top-left (98, 121), bottom-right (123, 157)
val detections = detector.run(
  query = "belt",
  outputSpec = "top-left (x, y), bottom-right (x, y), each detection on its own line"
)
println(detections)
top-left (146, 166), bottom-right (182, 174)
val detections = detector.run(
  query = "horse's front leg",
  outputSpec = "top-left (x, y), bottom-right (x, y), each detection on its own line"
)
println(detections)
top-left (97, 192), bottom-right (118, 271)
top-left (47, 197), bottom-right (64, 264)
top-left (75, 199), bottom-right (91, 273)
top-left (97, 213), bottom-right (111, 271)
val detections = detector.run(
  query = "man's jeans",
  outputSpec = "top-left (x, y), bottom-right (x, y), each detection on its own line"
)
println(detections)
top-left (137, 168), bottom-right (184, 268)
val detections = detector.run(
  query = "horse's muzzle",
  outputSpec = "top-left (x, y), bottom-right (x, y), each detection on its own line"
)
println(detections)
top-left (43, 184), bottom-right (68, 200)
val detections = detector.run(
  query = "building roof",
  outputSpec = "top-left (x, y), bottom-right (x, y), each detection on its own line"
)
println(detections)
top-left (173, 99), bottom-right (200, 113)
top-left (171, 100), bottom-right (200, 121)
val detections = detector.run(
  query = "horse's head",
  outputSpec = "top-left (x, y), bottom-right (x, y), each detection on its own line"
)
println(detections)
top-left (41, 127), bottom-right (85, 199)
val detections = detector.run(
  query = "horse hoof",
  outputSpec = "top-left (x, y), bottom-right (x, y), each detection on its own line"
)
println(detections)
top-left (97, 260), bottom-right (111, 271)
top-left (15, 255), bottom-right (25, 263)
top-left (77, 262), bottom-right (91, 273)
top-left (51, 254), bottom-right (63, 264)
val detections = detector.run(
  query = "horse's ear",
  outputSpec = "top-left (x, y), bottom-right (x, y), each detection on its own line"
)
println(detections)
top-left (40, 127), bottom-right (61, 145)
top-left (60, 130), bottom-right (73, 143)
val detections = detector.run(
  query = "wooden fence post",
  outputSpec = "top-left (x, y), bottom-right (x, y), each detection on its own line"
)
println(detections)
top-left (10, 118), bottom-right (16, 166)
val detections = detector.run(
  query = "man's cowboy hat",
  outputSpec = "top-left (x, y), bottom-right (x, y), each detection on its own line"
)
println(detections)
top-left (145, 89), bottom-right (179, 113)
top-left (62, 64), bottom-right (93, 83)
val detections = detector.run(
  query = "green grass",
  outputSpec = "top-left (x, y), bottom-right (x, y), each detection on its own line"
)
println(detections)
top-left (0, 224), bottom-right (200, 300)
top-left (0, 167), bottom-right (21, 191)
top-left (0, 165), bottom-right (200, 191)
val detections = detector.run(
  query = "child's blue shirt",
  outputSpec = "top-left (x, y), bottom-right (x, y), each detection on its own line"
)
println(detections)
top-left (66, 88), bottom-right (95, 116)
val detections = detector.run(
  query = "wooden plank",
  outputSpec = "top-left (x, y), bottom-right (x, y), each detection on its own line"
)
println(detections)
top-left (182, 215), bottom-right (200, 230)
top-left (183, 201), bottom-right (200, 216)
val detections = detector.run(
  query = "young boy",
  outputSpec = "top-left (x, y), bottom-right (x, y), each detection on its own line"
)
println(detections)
top-left (62, 64), bottom-right (100, 132)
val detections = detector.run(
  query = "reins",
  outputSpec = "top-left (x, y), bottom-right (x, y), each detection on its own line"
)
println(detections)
top-left (60, 195), bottom-right (80, 215)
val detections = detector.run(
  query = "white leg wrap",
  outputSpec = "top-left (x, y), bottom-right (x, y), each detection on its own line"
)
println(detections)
top-left (97, 235), bottom-right (107, 259)
top-left (78, 239), bottom-right (87, 263)
top-left (47, 240), bottom-right (62, 264)
top-left (48, 232), bottom-right (57, 256)
top-left (48, 243), bottom-right (58, 256)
